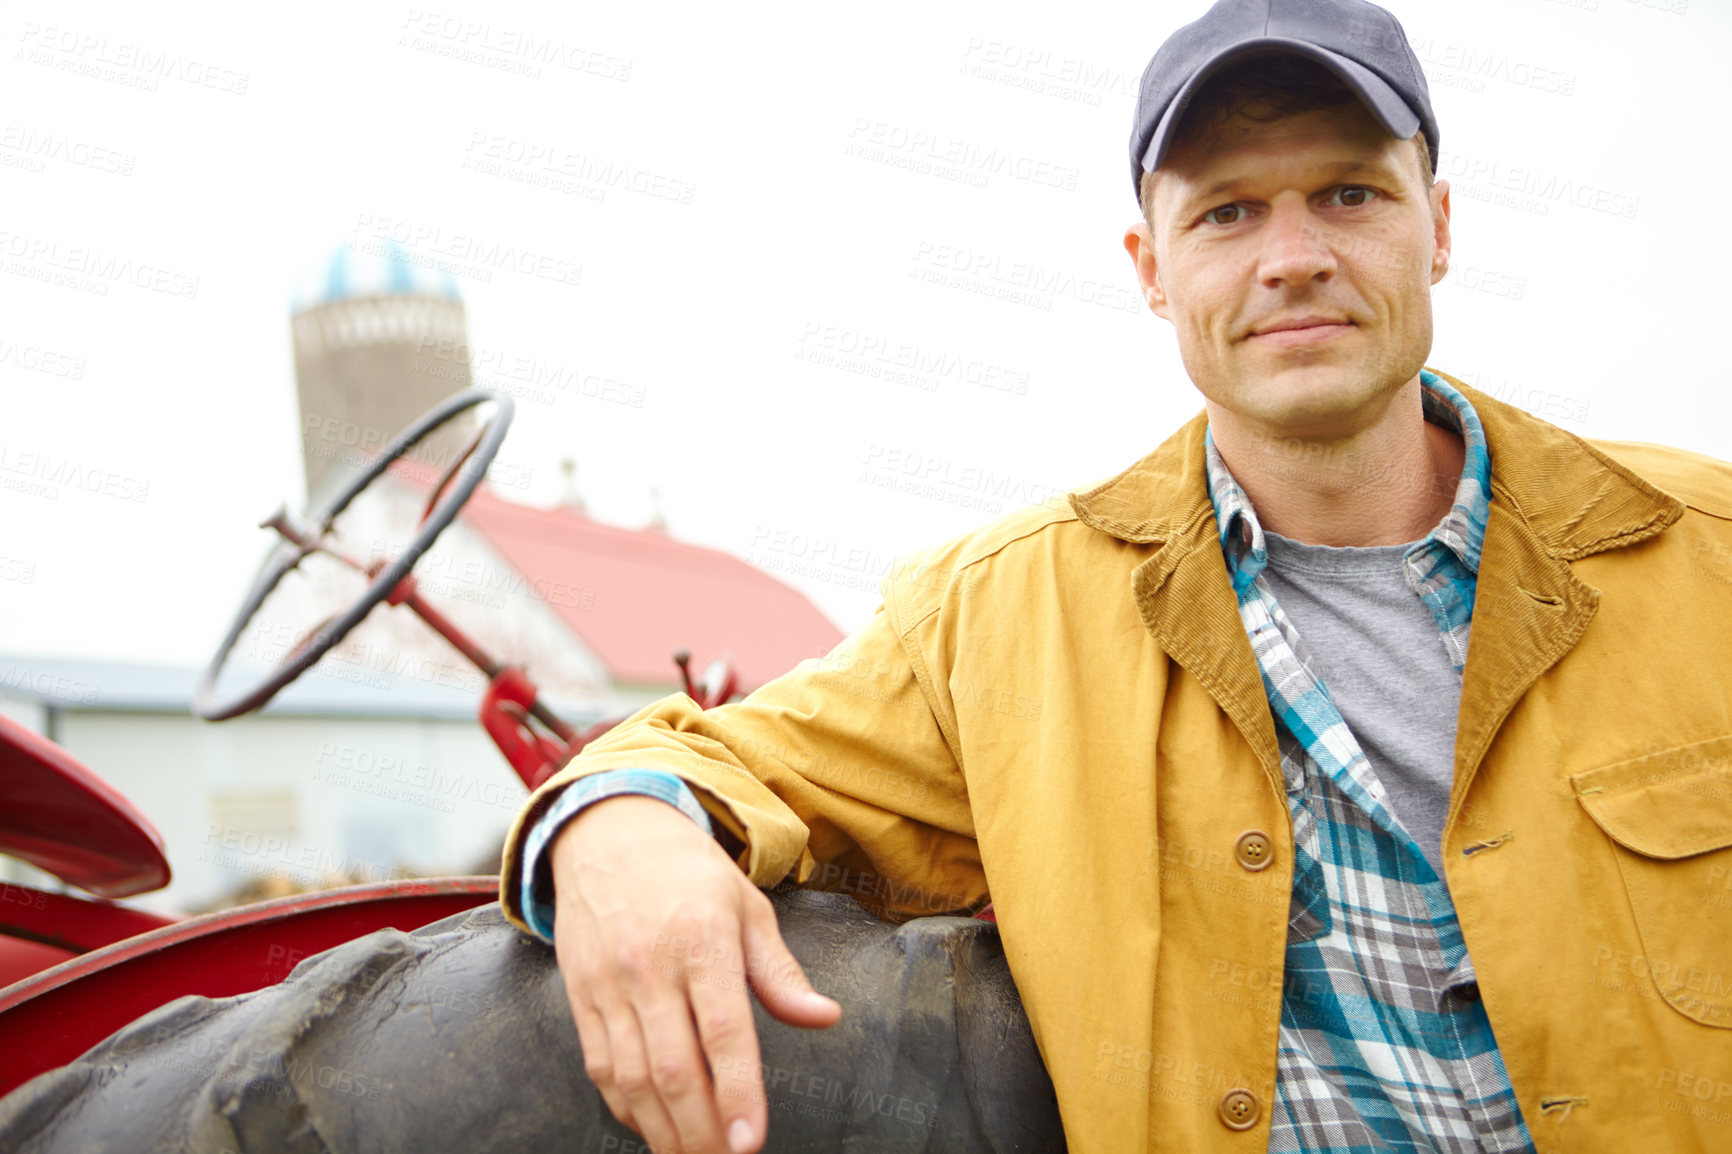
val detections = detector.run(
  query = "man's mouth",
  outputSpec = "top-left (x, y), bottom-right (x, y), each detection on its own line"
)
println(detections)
top-left (1247, 317), bottom-right (1355, 346)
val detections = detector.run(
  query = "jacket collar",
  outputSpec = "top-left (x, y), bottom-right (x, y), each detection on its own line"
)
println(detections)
top-left (1069, 369), bottom-right (1684, 559)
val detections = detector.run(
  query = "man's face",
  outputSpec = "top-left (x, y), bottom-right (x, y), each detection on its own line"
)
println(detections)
top-left (1125, 97), bottom-right (1451, 441)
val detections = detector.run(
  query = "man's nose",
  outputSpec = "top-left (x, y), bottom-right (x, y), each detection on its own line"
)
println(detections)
top-left (1256, 201), bottom-right (1338, 288)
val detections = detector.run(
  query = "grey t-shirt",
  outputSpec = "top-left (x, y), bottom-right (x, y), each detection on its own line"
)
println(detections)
top-left (1259, 530), bottom-right (1462, 878)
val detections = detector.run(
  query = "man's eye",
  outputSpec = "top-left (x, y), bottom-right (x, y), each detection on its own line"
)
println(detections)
top-left (1331, 186), bottom-right (1378, 207)
top-left (1202, 204), bottom-right (1246, 225)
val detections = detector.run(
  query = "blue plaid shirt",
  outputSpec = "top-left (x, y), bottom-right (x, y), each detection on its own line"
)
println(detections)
top-left (1206, 370), bottom-right (1533, 1152)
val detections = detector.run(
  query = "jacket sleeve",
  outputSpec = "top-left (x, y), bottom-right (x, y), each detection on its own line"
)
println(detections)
top-left (498, 570), bottom-right (982, 930)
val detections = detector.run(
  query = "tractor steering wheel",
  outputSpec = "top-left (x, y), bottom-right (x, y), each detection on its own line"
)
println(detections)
top-left (193, 389), bottom-right (514, 721)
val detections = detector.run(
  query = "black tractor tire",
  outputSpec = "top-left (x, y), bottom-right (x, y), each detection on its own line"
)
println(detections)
top-left (0, 889), bottom-right (1065, 1153)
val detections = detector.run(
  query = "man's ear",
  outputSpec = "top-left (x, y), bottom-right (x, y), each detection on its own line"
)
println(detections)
top-left (1429, 179), bottom-right (1452, 286)
top-left (1123, 221), bottom-right (1170, 320)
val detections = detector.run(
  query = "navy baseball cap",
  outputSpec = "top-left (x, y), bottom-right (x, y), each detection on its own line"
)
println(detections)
top-left (1130, 0), bottom-right (1438, 200)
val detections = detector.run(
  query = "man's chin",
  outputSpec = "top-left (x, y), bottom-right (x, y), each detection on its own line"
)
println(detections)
top-left (1235, 371), bottom-right (1400, 440)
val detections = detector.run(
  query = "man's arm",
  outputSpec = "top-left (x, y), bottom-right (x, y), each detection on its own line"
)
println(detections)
top-left (516, 768), bottom-right (716, 943)
top-left (502, 585), bottom-right (983, 926)
top-left (503, 581), bottom-right (979, 1154)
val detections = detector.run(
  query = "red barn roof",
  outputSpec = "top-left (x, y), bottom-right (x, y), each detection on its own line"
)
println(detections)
top-left (458, 487), bottom-right (842, 690)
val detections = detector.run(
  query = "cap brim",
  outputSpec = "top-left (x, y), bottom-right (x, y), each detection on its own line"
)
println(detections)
top-left (1140, 38), bottom-right (1421, 177)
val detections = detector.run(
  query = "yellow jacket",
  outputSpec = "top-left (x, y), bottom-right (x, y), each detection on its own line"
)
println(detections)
top-left (502, 372), bottom-right (1732, 1153)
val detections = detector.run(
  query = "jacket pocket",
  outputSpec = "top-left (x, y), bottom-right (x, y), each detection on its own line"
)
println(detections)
top-left (1572, 734), bottom-right (1732, 1028)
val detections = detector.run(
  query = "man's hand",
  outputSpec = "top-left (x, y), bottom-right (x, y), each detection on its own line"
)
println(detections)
top-left (550, 794), bottom-right (842, 1154)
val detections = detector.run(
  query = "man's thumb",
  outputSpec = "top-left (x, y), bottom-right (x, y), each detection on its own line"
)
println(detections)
top-left (741, 904), bottom-right (841, 1028)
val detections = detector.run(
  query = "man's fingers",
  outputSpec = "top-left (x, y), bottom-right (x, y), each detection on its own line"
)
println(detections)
top-left (635, 996), bottom-right (727, 1152)
top-left (570, 993), bottom-right (635, 1132)
top-left (556, 913), bottom-right (640, 1131)
top-left (690, 975), bottom-right (768, 1154)
top-left (602, 1007), bottom-right (682, 1154)
top-left (741, 897), bottom-right (841, 1029)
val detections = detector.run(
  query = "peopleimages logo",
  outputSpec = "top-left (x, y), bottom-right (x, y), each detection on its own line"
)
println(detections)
top-left (957, 36), bottom-right (1135, 106)
top-left (462, 132), bottom-right (695, 205)
top-left (845, 119), bottom-right (1081, 191)
top-left (349, 213), bottom-right (583, 288)
top-left (0, 444), bottom-right (149, 503)
top-left (0, 336), bottom-right (86, 379)
top-left (397, 9), bottom-right (633, 81)
top-left (0, 230), bottom-right (199, 298)
top-left (412, 335), bottom-right (648, 408)
top-left (16, 22), bottom-right (250, 94)
top-left (794, 322), bottom-right (1034, 395)
top-left (909, 241), bottom-right (1142, 314)
top-left (0, 125), bottom-right (135, 175)
top-left (1436, 153), bottom-right (1640, 220)
top-left (859, 444), bottom-right (1070, 514)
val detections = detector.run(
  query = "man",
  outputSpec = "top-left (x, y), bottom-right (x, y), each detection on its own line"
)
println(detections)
top-left (501, 1), bottom-right (1732, 1151)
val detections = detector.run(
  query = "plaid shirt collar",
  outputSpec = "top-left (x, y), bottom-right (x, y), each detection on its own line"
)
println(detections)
top-left (1206, 371), bottom-right (1492, 675)
top-left (1206, 370), bottom-right (1492, 604)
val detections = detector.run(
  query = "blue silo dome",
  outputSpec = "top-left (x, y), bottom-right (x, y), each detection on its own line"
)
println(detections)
top-left (294, 239), bottom-right (461, 310)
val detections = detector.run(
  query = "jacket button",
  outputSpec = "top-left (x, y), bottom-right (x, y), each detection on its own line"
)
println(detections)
top-left (1218, 1088), bottom-right (1261, 1131)
top-left (1234, 831), bottom-right (1273, 872)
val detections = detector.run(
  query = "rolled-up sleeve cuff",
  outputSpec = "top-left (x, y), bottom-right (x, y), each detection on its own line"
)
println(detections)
top-left (518, 768), bottom-right (714, 943)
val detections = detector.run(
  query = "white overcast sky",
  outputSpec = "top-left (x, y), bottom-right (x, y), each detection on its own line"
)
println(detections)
top-left (2, 0), bottom-right (1726, 668)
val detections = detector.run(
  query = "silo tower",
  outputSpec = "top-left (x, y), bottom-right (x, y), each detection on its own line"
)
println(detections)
top-left (290, 242), bottom-right (473, 504)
